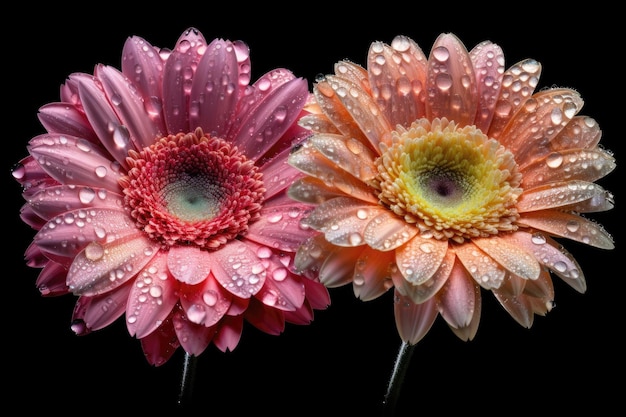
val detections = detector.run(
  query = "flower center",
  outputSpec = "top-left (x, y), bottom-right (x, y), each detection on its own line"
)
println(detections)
top-left (374, 118), bottom-right (522, 243)
top-left (119, 127), bottom-right (265, 249)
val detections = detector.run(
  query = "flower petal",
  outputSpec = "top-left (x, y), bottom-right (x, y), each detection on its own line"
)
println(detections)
top-left (127, 252), bottom-right (180, 338)
top-left (167, 245), bottom-right (212, 285)
top-left (38, 103), bottom-right (98, 142)
top-left (499, 88), bottom-right (583, 164)
top-left (352, 246), bottom-right (395, 301)
top-left (140, 315), bottom-right (180, 366)
top-left (121, 34), bottom-right (168, 137)
top-left (469, 40), bottom-right (505, 132)
top-left (245, 202), bottom-right (313, 252)
top-left (437, 258), bottom-right (481, 340)
top-left (245, 298), bottom-right (285, 335)
top-left (393, 290), bottom-right (438, 345)
top-left (518, 210), bottom-right (614, 249)
top-left (395, 236), bottom-right (447, 285)
top-left (189, 38), bottom-right (240, 137)
top-left (426, 33), bottom-right (477, 127)
top-left (212, 315), bottom-right (243, 352)
top-left (308, 133), bottom-right (378, 181)
top-left (500, 231), bottom-right (586, 293)
top-left (78, 74), bottom-right (133, 168)
top-left (455, 242), bottom-right (506, 289)
top-left (319, 245), bottom-right (366, 288)
top-left (487, 58), bottom-right (541, 139)
top-left (97, 65), bottom-right (162, 150)
top-left (33, 208), bottom-right (138, 259)
top-left (172, 310), bottom-right (214, 356)
top-left (28, 134), bottom-right (123, 191)
top-left (518, 180), bottom-right (612, 212)
top-left (492, 273), bottom-right (535, 328)
top-left (232, 77), bottom-right (309, 161)
top-left (211, 239), bottom-right (266, 298)
top-left (472, 235), bottom-right (541, 280)
top-left (367, 36), bottom-right (428, 127)
top-left (364, 211), bottom-right (419, 251)
top-left (74, 282), bottom-right (131, 331)
top-left (550, 115), bottom-right (602, 150)
top-left (26, 185), bottom-right (124, 221)
top-left (521, 148), bottom-right (615, 188)
top-left (179, 276), bottom-right (233, 328)
top-left (67, 234), bottom-right (159, 296)
top-left (395, 248), bottom-right (455, 304)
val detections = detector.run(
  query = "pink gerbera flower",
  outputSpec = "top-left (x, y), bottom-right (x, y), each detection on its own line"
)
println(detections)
top-left (13, 27), bottom-right (330, 366)
top-left (288, 33), bottom-right (615, 346)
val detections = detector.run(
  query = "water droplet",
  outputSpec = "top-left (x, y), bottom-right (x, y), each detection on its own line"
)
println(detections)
top-left (432, 46), bottom-right (450, 62)
top-left (84, 241), bottom-right (105, 261)
top-left (202, 290), bottom-right (218, 306)
top-left (272, 267), bottom-right (288, 282)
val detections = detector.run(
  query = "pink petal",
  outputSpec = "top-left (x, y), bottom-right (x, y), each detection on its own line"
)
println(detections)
top-left (469, 41), bottom-right (505, 131)
top-left (472, 235), bottom-right (541, 281)
top-left (35, 261), bottom-right (69, 296)
top-left (287, 144), bottom-right (379, 203)
top-left (364, 210), bottom-right (419, 251)
top-left (256, 259), bottom-right (305, 311)
top-left (426, 33), bottom-right (477, 127)
top-left (162, 28), bottom-right (208, 134)
top-left (500, 232), bottom-right (586, 293)
top-left (212, 315), bottom-right (243, 352)
top-left (140, 315), bottom-right (180, 366)
top-left (301, 277), bottom-right (330, 311)
top-left (189, 38), bottom-right (240, 137)
top-left (127, 251), bottom-right (180, 338)
top-left (67, 233), bottom-right (160, 296)
top-left (121, 35), bottom-right (168, 137)
top-left (520, 148), bottom-right (615, 188)
top-left (245, 202), bottom-right (314, 252)
top-left (437, 258), bottom-right (479, 331)
top-left (211, 239), bottom-right (266, 298)
top-left (455, 242), bottom-right (506, 289)
top-left (245, 298), bottom-right (285, 335)
top-left (308, 133), bottom-right (378, 181)
top-left (167, 245), bottom-right (213, 285)
top-left (498, 88), bottom-right (583, 164)
top-left (394, 249), bottom-right (455, 304)
top-left (28, 133), bottom-right (123, 191)
top-left (492, 273), bottom-right (534, 328)
top-left (96, 65), bottom-right (162, 150)
top-left (518, 210), bottom-right (614, 249)
top-left (320, 74), bottom-right (392, 151)
top-left (258, 146), bottom-right (305, 199)
top-left (172, 311), bottom-right (214, 356)
top-left (77, 74), bottom-right (133, 169)
top-left (395, 236), bottom-right (448, 285)
top-left (38, 102), bottom-right (98, 142)
top-left (518, 180), bottom-right (611, 213)
top-left (393, 289), bottom-right (438, 345)
top-left (367, 36), bottom-right (428, 127)
top-left (319, 245), bottom-right (365, 288)
top-left (179, 275), bottom-right (233, 328)
top-left (550, 115), bottom-right (602, 150)
top-left (232, 77), bottom-right (309, 161)
top-left (352, 246), bottom-right (395, 301)
top-left (487, 58), bottom-right (542, 140)
top-left (74, 281), bottom-right (131, 331)
top-left (26, 185), bottom-right (124, 221)
top-left (33, 208), bottom-right (139, 259)
top-left (288, 176), bottom-right (348, 205)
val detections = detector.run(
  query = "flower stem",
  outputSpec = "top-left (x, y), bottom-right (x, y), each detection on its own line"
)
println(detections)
top-left (177, 352), bottom-right (197, 408)
top-left (382, 341), bottom-right (415, 416)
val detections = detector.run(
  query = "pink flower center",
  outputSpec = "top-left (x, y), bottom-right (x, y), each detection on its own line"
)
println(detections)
top-left (119, 127), bottom-right (265, 249)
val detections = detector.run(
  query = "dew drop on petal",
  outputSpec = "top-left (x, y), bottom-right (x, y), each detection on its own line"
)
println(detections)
top-left (546, 152), bottom-right (563, 168)
top-left (272, 267), bottom-right (288, 282)
top-left (84, 241), bottom-right (104, 261)
top-left (202, 290), bottom-right (218, 306)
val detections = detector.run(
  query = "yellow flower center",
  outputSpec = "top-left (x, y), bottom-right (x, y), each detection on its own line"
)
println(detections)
top-left (374, 118), bottom-right (522, 243)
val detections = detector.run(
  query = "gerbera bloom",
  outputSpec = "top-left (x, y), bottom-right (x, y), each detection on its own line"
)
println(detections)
top-left (288, 33), bottom-right (615, 345)
top-left (13, 27), bottom-right (330, 366)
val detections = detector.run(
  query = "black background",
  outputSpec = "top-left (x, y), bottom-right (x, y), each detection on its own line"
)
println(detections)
top-left (5, 6), bottom-right (622, 415)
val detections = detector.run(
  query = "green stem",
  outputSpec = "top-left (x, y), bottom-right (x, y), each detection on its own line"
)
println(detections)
top-left (382, 341), bottom-right (415, 416)
top-left (177, 352), bottom-right (198, 408)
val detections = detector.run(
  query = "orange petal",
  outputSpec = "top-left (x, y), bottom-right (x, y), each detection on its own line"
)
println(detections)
top-left (454, 242), bottom-right (506, 289)
top-left (472, 235), bottom-right (540, 280)
top-left (393, 289), bottom-right (438, 345)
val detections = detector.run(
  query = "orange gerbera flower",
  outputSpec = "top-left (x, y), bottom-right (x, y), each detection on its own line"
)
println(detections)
top-left (288, 33), bottom-right (615, 345)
